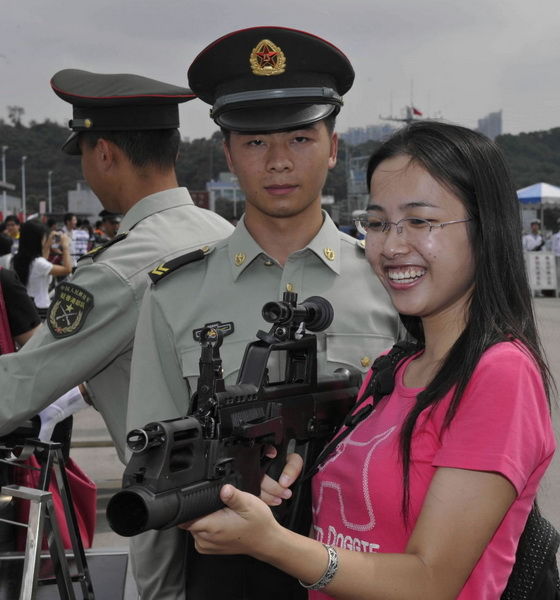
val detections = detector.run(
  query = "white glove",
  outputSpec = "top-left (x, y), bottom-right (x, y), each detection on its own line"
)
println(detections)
top-left (38, 386), bottom-right (89, 441)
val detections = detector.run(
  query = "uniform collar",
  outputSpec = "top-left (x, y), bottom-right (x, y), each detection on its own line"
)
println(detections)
top-left (304, 211), bottom-right (342, 274)
top-left (119, 187), bottom-right (194, 232)
top-left (228, 211), bottom-right (342, 281)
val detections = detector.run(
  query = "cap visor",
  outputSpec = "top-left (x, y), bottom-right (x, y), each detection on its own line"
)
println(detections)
top-left (216, 103), bottom-right (337, 133)
top-left (62, 132), bottom-right (81, 155)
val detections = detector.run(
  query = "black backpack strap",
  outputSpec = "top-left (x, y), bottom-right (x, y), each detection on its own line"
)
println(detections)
top-left (302, 341), bottom-right (419, 481)
top-left (501, 502), bottom-right (560, 599)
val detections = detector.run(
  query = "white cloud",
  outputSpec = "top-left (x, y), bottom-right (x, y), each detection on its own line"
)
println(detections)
top-left (1, 0), bottom-right (558, 138)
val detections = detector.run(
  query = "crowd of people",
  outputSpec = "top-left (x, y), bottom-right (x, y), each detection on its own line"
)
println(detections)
top-left (0, 25), bottom-right (557, 600)
top-left (0, 210), bottom-right (123, 317)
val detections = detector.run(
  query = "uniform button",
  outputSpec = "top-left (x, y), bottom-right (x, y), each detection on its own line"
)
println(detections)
top-left (286, 283), bottom-right (294, 292)
top-left (323, 248), bottom-right (335, 261)
top-left (360, 356), bottom-right (372, 367)
top-left (234, 252), bottom-right (246, 266)
top-left (201, 245), bottom-right (210, 253)
top-left (263, 259), bottom-right (274, 267)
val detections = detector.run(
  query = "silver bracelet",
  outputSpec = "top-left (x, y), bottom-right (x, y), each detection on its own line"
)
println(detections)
top-left (299, 544), bottom-right (339, 591)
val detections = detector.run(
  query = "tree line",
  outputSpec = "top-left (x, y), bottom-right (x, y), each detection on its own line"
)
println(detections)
top-left (1, 115), bottom-right (559, 221)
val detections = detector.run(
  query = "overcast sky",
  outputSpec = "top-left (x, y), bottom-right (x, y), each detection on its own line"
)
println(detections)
top-left (1, 0), bottom-right (559, 141)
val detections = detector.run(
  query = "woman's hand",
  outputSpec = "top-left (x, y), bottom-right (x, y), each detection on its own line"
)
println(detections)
top-left (260, 452), bottom-right (304, 506)
top-left (182, 484), bottom-right (281, 557)
top-left (58, 232), bottom-right (71, 250)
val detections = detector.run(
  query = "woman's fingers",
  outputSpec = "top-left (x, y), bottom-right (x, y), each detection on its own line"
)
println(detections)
top-left (260, 452), bottom-right (304, 504)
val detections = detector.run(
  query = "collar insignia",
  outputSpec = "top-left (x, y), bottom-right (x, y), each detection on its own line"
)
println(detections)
top-left (323, 247), bottom-right (335, 261)
top-left (250, 39), bottom-right (286, 76)
top-left (234, 252), bottom-right (246, 266)
top-left (47, 282), bottom-right (94, 339)
top-left (193, 321), bottom-right (235, 342)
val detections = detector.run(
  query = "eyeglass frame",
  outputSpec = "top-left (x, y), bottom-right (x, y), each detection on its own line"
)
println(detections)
top-left (354, 216), bottom-right (472, 238)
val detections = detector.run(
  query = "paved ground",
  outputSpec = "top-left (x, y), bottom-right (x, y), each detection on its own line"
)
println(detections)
top-left (69, 296), bottom-right (560, 599)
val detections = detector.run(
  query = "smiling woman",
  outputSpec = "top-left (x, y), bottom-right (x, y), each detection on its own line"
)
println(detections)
top-left (365, 155), bottom-right (475, 334)
top-left (184, 121), bottom-right (557, 599)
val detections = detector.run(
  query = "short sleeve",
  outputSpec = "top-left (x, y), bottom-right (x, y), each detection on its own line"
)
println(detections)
top-left (33, 257), bottom-right (53, 277)
top-left (432, 343), bottom-right (553, 495)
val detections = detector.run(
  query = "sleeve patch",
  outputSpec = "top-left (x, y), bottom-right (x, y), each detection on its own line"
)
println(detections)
top-left (47, 282), bottom-right (94, 338)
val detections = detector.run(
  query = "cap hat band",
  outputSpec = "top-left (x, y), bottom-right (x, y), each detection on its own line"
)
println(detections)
top-left (71, 104), bottom-right (180, 131)
top-left (211, 86), bottom-right (342, 119)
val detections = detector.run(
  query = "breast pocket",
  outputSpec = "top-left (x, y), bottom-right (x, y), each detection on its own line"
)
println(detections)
top-left (324, 333), bottom-right (394, 376)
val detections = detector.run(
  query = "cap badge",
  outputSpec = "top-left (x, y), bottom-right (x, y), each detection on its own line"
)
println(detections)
top-left (250, 39), bottom-right (286, 76)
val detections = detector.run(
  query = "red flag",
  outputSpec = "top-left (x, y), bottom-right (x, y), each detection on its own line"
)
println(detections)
top-left (412, 106), bottom-right (423, 116)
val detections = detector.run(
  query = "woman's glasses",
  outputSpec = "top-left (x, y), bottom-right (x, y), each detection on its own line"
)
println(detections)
top-left (354, 216), bottom-right (472, 239)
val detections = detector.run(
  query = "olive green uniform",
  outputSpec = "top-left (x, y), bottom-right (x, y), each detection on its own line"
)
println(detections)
top-left (127, 212), bottom-right (400, 600)
top-left (0, 188), bottom-right (233, 464)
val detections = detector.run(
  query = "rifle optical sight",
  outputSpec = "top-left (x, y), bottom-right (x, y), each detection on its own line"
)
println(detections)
top-left (262, 295), bottom-right (334, 332)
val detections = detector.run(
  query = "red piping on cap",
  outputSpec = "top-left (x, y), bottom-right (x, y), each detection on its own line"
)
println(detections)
top-left (50, 81), bottom-right (195, 101)
top-left (190, 25), bottom-right (350, 64)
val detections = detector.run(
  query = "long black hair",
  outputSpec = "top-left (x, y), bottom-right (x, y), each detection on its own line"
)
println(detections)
top-left (366, 121), bottom-right (552, 521)
top-left (13, 220), bottom-right (48, 286)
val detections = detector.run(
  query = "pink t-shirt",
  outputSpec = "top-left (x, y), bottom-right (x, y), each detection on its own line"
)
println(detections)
top-left (311, 342), bottom-right (555, 599)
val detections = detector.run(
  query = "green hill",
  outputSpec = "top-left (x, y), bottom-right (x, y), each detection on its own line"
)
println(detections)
top-left (1, 118), bottom-right (559, 218)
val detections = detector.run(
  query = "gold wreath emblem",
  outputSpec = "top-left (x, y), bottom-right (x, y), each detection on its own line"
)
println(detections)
top-left (250, 39), bottom-right (286, 76)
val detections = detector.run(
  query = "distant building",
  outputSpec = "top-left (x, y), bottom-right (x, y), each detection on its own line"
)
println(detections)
top-left (206, 172), bottom-right (335, 218)
top-left (206, 172), bottom-right (245, 214)
top-left (476, 110), bottom-right (502, 141)
top-left (0, 193), bottom-right (22, 218)
top-left (340, 124), bottom-right (396, 146)
top-left (67, 180), bottom-right (103, 221)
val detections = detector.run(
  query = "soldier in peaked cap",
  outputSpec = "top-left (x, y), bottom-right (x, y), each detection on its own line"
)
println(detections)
top-left (129, 26), bottom-right (400, 600)
top-left (0, 69), bottom-right (233, 598)
top-left (51, 69), bottom-right (195, 155)
top-left (187, 25), bottom-right (354, 132)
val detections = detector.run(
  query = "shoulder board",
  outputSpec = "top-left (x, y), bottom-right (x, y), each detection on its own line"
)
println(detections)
top-left (78, 232), bottom-right (129, 262)
top-left (356, 238), bottom-right (366, 251)
top-left (149, 247), bottom-right (211, 284)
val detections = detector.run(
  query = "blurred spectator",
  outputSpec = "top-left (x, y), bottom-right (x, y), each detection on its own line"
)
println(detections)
top-left (12, 220), bottom-right (72, 319)
top-left (3, 215), bottom-right (21, 254)
top-left (46, 217), bottom-right (59, 231)
top-left (550, 218), bottom-right (560, 257)
top-left (550, 218), bottom-right (560, 290)
top-left (63, 212), bottom-right (90, 263)
top-left (0, 267), bottom-right (41, 348)
top-left (0, 267), bottom-right (41, 551)
top-left (92, 210), bottom-right (122, 246)
top-left (522, 220), bottom-right (545, 251)
top-left (0, 235), bottom-right (13, 269)
top-left (46, 217), bottom-right (63, 267)
top-left (78, 218), bottom-right (96, 251)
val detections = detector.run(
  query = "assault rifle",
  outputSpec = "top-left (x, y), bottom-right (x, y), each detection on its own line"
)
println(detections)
top-left (106, 292), bottom-right (361, 537)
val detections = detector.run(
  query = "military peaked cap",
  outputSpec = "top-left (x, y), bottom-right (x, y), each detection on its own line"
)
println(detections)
top-left (51, 69), bottom-right (196, 155)
top-left (98, 210), bottom-right (122, 223)
top-left (187, 26), bottom-right (354, 132)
